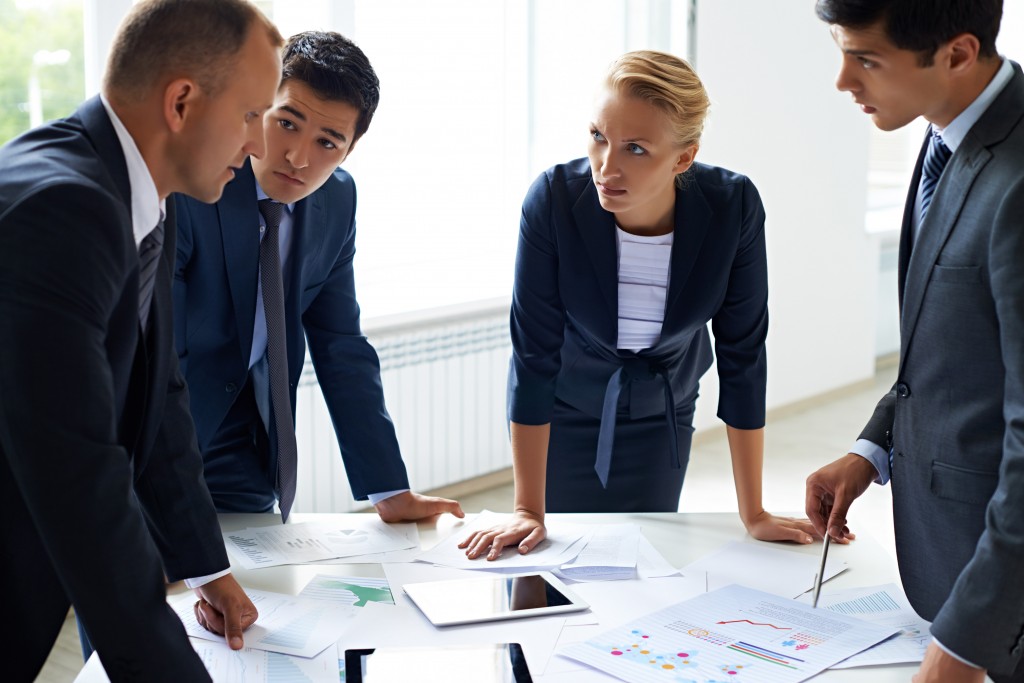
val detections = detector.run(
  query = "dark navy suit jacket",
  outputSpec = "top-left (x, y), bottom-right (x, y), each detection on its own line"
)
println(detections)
top-left (0, 97), bottom-right (226, 681)
top-left (173, 162), bottom-right (409, 503)
top-left (858, 63), bottom-right (1024, 675)
top-left (508, 158), bottom-right (768, 432)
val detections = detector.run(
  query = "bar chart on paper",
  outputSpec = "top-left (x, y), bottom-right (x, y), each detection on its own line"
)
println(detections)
top-left (560, 584), bottom-right (898, 683)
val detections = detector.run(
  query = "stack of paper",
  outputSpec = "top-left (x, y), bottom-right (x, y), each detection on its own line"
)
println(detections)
top-left (223, 519), bottom-right (415, 569)
top-left (414, 510), bottom-right (590, 570)
top-left (556, 523), bottom-right (640, 581)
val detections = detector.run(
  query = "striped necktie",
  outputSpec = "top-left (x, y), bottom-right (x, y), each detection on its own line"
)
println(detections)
top-left (919, 131), bottom-right (952, 223)
top-left (258, 199), bottom-right (298, 521)
top-left (137, 219), bottom-right (164, 331)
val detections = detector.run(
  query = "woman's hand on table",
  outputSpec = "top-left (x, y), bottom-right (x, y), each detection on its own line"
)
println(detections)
top-left (457, 510), bottom-right (546, 560)
top-left (743, 510), bottom-right (824, 544)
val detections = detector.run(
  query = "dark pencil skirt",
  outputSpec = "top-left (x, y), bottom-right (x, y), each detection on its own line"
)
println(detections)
top-left (545, 389), bottom-right (697, 513)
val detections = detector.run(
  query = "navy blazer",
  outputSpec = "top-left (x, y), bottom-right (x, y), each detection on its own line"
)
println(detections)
top-left (858, 62), bottom-right (1024, 674)
top-left (173, 162), bottom-right (409, 500)
top-left (508, 158), bottom-right (768, 434)
top-left (0, 97), bottom-right (225, 681)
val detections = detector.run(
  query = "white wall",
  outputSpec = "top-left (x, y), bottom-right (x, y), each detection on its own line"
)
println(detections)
top-left (690, 0), bottom-right (876, 431)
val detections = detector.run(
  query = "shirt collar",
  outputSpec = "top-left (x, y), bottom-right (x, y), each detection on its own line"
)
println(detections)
top-left (254, 178), bottom-right (295, 214)
top-left (99, 94), bottom-right (165, 247)
top-left (934, 58), bottom-right (1014, 153)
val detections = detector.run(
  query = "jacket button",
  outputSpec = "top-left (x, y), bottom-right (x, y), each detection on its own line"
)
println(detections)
top-left (896, 382), bottom-right (910, 398)
top-left (225, 382), bottom-right (237, 393)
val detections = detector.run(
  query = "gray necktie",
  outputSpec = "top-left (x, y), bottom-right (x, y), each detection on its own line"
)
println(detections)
top-left (258, 199), bottom-right (298, 521)
top-left (919, 130), bottom-right (952, 223)
top-left (137, 219), bottom-right (164, 331)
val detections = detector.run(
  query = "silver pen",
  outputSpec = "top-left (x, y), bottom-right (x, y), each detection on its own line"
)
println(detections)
top-left (811, 534), bottom-right (831, 608)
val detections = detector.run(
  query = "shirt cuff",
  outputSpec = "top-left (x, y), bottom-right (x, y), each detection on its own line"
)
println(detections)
top-left (184, 568), bottom-right (232, 589)
top-left (367, 489), bottom-right (409, 505)
top-left (849, 439), bottom-right (890, 485)
top-left (933, 636), bottom-right (984, 670)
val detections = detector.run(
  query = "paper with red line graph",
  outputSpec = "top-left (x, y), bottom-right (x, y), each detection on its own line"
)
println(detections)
top-left (559, 584), bottom-right (898, 682)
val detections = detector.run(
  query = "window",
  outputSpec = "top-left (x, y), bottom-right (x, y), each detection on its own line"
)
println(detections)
top-left (0, 0), bottom-right (84, 146)
top-left (257, 0), bottom-right (693, 317)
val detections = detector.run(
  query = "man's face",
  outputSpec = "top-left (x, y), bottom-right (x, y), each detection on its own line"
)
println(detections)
top-left (173, 26), bottom-right (282, 203)
top-left (252, 79), bottom-right (360, 204)
top-left (830, 22), bottom-right (950, 131)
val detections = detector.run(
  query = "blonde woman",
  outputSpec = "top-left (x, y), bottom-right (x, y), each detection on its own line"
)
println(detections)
top-left (461, 51), bottom-right (817, 560)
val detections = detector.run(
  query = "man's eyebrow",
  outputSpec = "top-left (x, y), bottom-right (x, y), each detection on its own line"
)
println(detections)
top-left (322, 127), bottom-right (347, 143)
top-left (280, 105), bottom-right (307, 121)
top-left (843, 48), bottom-right (882, 57)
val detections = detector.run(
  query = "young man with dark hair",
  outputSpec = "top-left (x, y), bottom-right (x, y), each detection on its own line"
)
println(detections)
top-left (173, 31), bottom-right (464, 524)
top-left (805, 1), bottom-right (1024, 681)
top-left (0, 1), bottom-right (283, 679)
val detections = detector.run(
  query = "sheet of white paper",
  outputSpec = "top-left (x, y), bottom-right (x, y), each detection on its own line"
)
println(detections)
top-left (415, 510), bottom-right (589, 570)
top-left (318, 522), bottom-right (421, 564)
top-left (557, 524), bottom-right (639, 581)
top-left (75, 640), bottom-right (339, 683)
top-left (337, 600), bottom-right (569, 676)
top-left (560, 584), bottom-right (898, 683)
top-left (636, 535), bottom-right (680, 579)
top-left (680, 541), bottom-right (847, 599)
top-left (224, 520), bottom-right (414, 569)
top-left (794, 582), bottom-right (931, 668)
top-left (174, 589), bottom-right (358, 658)
top-left (297, 574), bottom-right (394, 606)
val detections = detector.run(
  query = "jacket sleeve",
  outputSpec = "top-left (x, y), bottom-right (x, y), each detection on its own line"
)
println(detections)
top-left (507, 171), bottom-right (566, 425)
top-left (929, 175), bottom-right (1024, 675)
top-left (0, 183), bottom-right (210, 679)
top-left (301, 183), bottom-right (410, 500)
top-left (711, 177), bottom-right (769, 429)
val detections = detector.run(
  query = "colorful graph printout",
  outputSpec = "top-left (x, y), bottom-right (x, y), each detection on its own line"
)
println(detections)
top-left (560, 584), bottom-right (898, 683)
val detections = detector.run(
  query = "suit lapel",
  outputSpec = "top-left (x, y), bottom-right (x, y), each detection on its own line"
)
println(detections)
top-left (664, 178), bottom-right (713, 317)
top-left (900, 64), bottom-right (1024, 360)
top-left (218, 162), bottom-right (261, 364)
top-left (78, 97), bottom-right (132, 210)
top-left (572, 182), bottom-right (618, 320)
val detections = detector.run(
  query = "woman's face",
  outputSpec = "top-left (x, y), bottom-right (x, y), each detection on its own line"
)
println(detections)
top-left (587, 87), bottom-right (696, 234)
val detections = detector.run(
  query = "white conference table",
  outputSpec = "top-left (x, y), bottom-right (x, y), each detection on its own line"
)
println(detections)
top-left (202, 510), bottom-right (919, 682)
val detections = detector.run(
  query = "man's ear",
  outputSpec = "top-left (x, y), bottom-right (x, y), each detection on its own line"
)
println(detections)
top-left (673, 144), bottom-right (699, 175)
top-left (944, 32), bottom-right (981, 74)
top-left (163, 78), bottom-right (200, 133)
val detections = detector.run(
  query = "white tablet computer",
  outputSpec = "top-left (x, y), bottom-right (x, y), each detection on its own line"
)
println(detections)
top-left (403, 571), bottom-right (589, 627)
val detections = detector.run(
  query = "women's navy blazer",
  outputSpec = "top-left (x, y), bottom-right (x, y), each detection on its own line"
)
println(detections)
top-left (508, 157), bottom-right (768, 433)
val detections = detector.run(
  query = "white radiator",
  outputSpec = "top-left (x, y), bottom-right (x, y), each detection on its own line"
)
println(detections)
top-left (293, 297), bottom-right (513, 512)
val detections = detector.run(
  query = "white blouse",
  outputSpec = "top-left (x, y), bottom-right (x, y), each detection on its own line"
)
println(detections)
top-left (615, 226), bottom-right (673, 351)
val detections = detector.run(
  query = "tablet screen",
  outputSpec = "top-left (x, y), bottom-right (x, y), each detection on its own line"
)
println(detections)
top-left (345, 643), bottom-right (533, 682)
top-left (402, 572), bottom-right (588, 626)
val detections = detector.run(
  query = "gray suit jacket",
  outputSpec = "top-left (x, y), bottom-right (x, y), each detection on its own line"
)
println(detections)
top-left (859, 62), bottom-right (1024, 675)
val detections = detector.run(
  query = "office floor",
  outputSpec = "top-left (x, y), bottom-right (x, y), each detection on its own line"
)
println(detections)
top-left (36, 365), bottom-right (898, 682)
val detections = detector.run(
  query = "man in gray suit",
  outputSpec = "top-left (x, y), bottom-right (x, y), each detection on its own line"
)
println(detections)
top-left (806, 1), bottom-right (1024, 682)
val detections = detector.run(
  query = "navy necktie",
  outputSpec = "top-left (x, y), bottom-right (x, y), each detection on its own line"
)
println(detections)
top-left (258, 199), bottom-right (298, 521)
top-left (137, 219), bottom-right (164, 331)
top-left (919, 131), bottom-right (952, 223)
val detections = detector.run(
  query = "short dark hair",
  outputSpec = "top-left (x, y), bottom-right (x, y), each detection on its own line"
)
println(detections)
top-left (104, 0), bottom-right (283, 101)
top-left (281, 31), bottom-right (380, 142)
top-left (815, 0), bottom-right (1003, 65)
